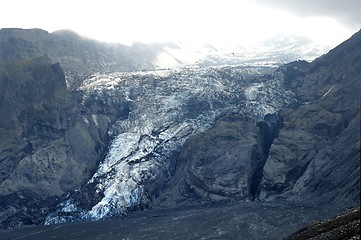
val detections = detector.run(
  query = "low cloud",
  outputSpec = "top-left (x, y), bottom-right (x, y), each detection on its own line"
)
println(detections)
top-left (254, 0), bottom-right (361, 29)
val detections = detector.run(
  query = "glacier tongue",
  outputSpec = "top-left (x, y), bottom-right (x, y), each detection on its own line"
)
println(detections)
top-left (45, 65), bottom-right (296, 224)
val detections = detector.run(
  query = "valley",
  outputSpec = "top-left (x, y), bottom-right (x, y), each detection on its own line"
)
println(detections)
top-left (0, 28), bottom-right (359, 239)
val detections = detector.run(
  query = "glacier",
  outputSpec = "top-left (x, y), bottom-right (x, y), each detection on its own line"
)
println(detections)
top-left (45, 65), bottom-right (296, 224)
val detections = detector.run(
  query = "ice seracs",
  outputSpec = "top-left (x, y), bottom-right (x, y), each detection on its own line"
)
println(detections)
top-left (45, 64), bottom-right (296, 224)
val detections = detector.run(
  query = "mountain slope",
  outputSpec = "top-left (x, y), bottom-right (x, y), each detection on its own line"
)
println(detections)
top-left (0, 28), bottom-right (334, 89)
top-left (285, 207), bottom-right (360, 240)
top-left (0, 28), bottom-right (163, 89)
top-left (0, 56), bottom-right (109, 227)
top-left (260, 30), bottom-right (361, 206)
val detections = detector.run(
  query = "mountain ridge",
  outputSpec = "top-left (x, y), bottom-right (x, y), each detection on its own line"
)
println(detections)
top-left (0, 28), bottom-right (163, 89)
top-left (0, 28), bottom-right (333, 88)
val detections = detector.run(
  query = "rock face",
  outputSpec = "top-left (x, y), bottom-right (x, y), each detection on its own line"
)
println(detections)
top-left (155, 113), bottom-right (281, 207)
top-left (260, 106), bottom-right (360, 205)
top-left (0, 56), bottom-right (109, 227)
top-left (260, 30), bottom-right (361, 206)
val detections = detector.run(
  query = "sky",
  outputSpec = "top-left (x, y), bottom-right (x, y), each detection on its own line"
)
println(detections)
top-left (0, 0), bottom-right (360, 47)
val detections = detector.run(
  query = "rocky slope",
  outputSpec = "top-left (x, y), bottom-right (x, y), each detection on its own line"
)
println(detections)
top-left (260, 30), bottom-right (361, 206)
top-left (0, 28), bottom-right (169, 89)
top-left (285, 206), bottom-right (360, 240)
top-left (0, 56), bottom-right (109, 227)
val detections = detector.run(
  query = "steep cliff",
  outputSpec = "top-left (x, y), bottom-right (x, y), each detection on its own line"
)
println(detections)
top-left (0, 56), bottom-right (109, 227)
top-left (260, 30), bottom-right (361, 206)
top-left (154, 113), bottom-right (281, 207)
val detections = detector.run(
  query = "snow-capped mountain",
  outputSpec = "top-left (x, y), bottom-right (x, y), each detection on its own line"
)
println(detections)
top-left (153, 35), bottom-right (333, 69)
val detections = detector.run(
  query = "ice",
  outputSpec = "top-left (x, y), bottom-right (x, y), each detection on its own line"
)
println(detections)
top-left (244, 83), bottom-right (264, 101)
top-left (61, 200), bottom-right (77, 213)
top-left (47, 64), bottom-right (297, 224)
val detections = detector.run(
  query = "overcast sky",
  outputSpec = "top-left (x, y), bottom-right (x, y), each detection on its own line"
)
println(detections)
top-left (0, 0), bottom-right (359, 47)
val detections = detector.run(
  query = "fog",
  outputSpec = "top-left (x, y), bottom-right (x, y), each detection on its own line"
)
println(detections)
top-left (1, 0), bottom-right (358, 47)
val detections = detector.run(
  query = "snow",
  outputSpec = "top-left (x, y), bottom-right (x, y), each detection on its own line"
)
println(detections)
top-left (61, 200), bottom-right (77, 213)
top-left (321, 85), bottom-right (335, 99)
top-left (92, 114), bottom-right (99, 126)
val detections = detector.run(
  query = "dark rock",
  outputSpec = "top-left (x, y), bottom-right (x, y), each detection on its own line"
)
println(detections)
top-left (259, 30), bottom-right (361, 206)
top-left (154, 113), bottom-right (281, 207)
top-left (0, 28), bottom-right (168, 89)
top-left (284, 206), bottom-right (360, 240)
top-left (0, 56), bottom-right (110, 227)
top-left (277, 60), bottom-right (311, 89)
top-left (0, 190), bottom-right (59, 228)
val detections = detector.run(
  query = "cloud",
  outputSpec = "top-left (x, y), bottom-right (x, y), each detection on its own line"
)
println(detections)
top-left (253, 0), bottom-right (361, 29)
top-left (0, 0), bottom-right (356, 46)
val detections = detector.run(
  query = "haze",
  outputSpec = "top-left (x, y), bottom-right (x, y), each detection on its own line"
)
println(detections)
top-left (1, 0), bottom-right (360, 47)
